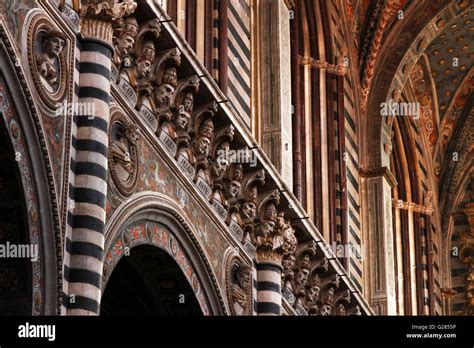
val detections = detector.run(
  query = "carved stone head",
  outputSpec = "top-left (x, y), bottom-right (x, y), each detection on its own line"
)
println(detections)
top-left (175, 93), bottom-right (194, 131)
top-left (324, 287), bottom-right (335, 305)
top-left (260, 221), bottom-right (275, 238)
top-left (136, 41), bottom-right (155, 79)
top-left (124, 122), bottom-right (140, 144)
top-left (241, 201), bottom-right (257, 220)
top-left (36, 30), bottom-right (66, 91)
top-left (212, 155), bottom-right (229, 178)
top-left (335, 303), bottom-right (346, 316)
top-left (194, 118), bottom-right (214, 156)
top-left (114, 16), bottom-right (138, 59)
top-left (282, 254), bottom-right (296, 274)
top-left (320, 304), bottom-right (332, 316)
top-left (264, 203), bottom-right (278, 222)
top-left (236, 266), bottom-right (252, 289)
top-left (41, 30), bottom-right (66, 59)
top-left (155, 67), bottom-right (178, 107)
top-left (294, 268), bottom-right (309, 288)
top-left (306, 275), bottom-right (321, 303)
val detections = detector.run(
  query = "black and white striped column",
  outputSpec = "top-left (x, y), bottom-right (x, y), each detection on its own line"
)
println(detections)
top-left (256, 262), bottom-right (282, 316)
top-left (62, 39), bottom-right (82, 315)
top-left (65, 39), bottom-right (112, 315)
top-left (252, 264), bottom-right (258, 315)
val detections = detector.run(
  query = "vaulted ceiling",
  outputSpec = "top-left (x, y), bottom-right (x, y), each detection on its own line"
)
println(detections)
top-left (425, 10), bottom-right (473, 121)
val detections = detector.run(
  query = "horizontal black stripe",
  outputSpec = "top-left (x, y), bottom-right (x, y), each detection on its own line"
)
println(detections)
top-left (75, 162), bottom-right (107, 181)
top-left (80, 62), bottom-right (110, 80)
top-left (75, 139), bottom-right (108, 157)
top-left (66, 267), bottom-right (101, 289)
top-left (70, 241), bottom-right (103, 261)
top-left (74, 187), bottom-right (106, 208)
top-left (71, 135), bottom-right (77, 150)
top-left (257, 302), bottom-right (280, 315)
top-left (81, 40), bottom-right (112, 58)
top-left (67, 210), bottom-right (73, 227)
top-left (72, 215), bottom-right (105, 234)
top-left (75, 59), bottom-right (80, 73)
top-left (256, 263), bottom-right (282, 273)
top-left (79, 86), bottom-right (109, 104)
top-left (74, 82), bottom-right (80, 97)
top-left (65, 236), bottom-right (72, 254)
top-left (257, 281), bottom-right (280, 292)
top-left (74, 114), bottom-right (108, 133)
top-left (62, 293), bottom-right (100, 314)
top-left (69, 182), bottom-right (75, 200)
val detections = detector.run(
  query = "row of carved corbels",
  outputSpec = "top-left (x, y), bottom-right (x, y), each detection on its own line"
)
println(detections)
top-left (281, 240), bottom-right (361, 316)
top-left (107, 9), bottom-right (366, 315)
top-left (108, 13), bottom-right (298, 268)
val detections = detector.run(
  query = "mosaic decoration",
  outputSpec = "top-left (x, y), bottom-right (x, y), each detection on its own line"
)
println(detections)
top-left (103, 221), bottom-right (211, 315)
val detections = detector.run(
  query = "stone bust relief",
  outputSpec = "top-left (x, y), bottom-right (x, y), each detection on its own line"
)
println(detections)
top-left (35, 30), bottom-right (66, 93)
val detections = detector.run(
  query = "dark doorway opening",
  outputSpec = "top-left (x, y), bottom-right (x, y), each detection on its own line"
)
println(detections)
top-left (0, 115), bottom-right (32, 315)
top-left (101, 244), bottom-right (203, 316)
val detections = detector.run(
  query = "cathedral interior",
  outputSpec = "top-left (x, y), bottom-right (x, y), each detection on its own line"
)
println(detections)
top-left (0, 0), bottom-right (472, 317)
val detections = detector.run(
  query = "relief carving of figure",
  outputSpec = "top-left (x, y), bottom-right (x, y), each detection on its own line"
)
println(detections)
top-left (121, 41), bottom-right (156, 110)
top-left (192, 118), bottom-right (215, 195)
top-left (110, 121), bottom-right (139, 184)
top-left (154, 67), bottom-right (178, 118)
top-left (36, 30), bottom-right (66, 92)
top-left (306, 274), bottom-right (321, 314)
top-left (231, 265), bottom-right (252, 315)
top-left (225, 164), bottom-right (244, 226)
top-left (112, 16), bottom-right (139, 73)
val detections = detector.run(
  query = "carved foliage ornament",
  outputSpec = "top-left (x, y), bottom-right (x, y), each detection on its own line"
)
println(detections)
top-left (27, 12), bottom-right (68, 110)
top-left (108, 110), bottom-right (140, 196)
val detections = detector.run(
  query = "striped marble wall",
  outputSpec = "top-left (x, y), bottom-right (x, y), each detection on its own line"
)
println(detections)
top-left (450, 186), bottom-right (472, 315)
top-left (328, 0), bottom-right (363, 294)
top-left (226, 0), bottom-right (251, 127)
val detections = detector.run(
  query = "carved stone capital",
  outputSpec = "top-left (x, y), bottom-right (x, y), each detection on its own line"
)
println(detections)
top-left (77, 0), bottom-right (137, 44)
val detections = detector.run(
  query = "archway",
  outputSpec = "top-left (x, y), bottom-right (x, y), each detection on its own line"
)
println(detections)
top-left (0, 108), bottom-right (31, 315)
top-left (361, 1), bottom-right (472, 315)
top-left (102, 192), bottom-right (227, 315)
top-left (0, 27), bottom-right (60, 315)
top-left (101, 244), bottom-right (202, 316)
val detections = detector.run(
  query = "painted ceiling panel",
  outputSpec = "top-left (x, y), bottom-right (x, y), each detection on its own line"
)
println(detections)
top-left (425, 10), bottom-right (474, 120)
